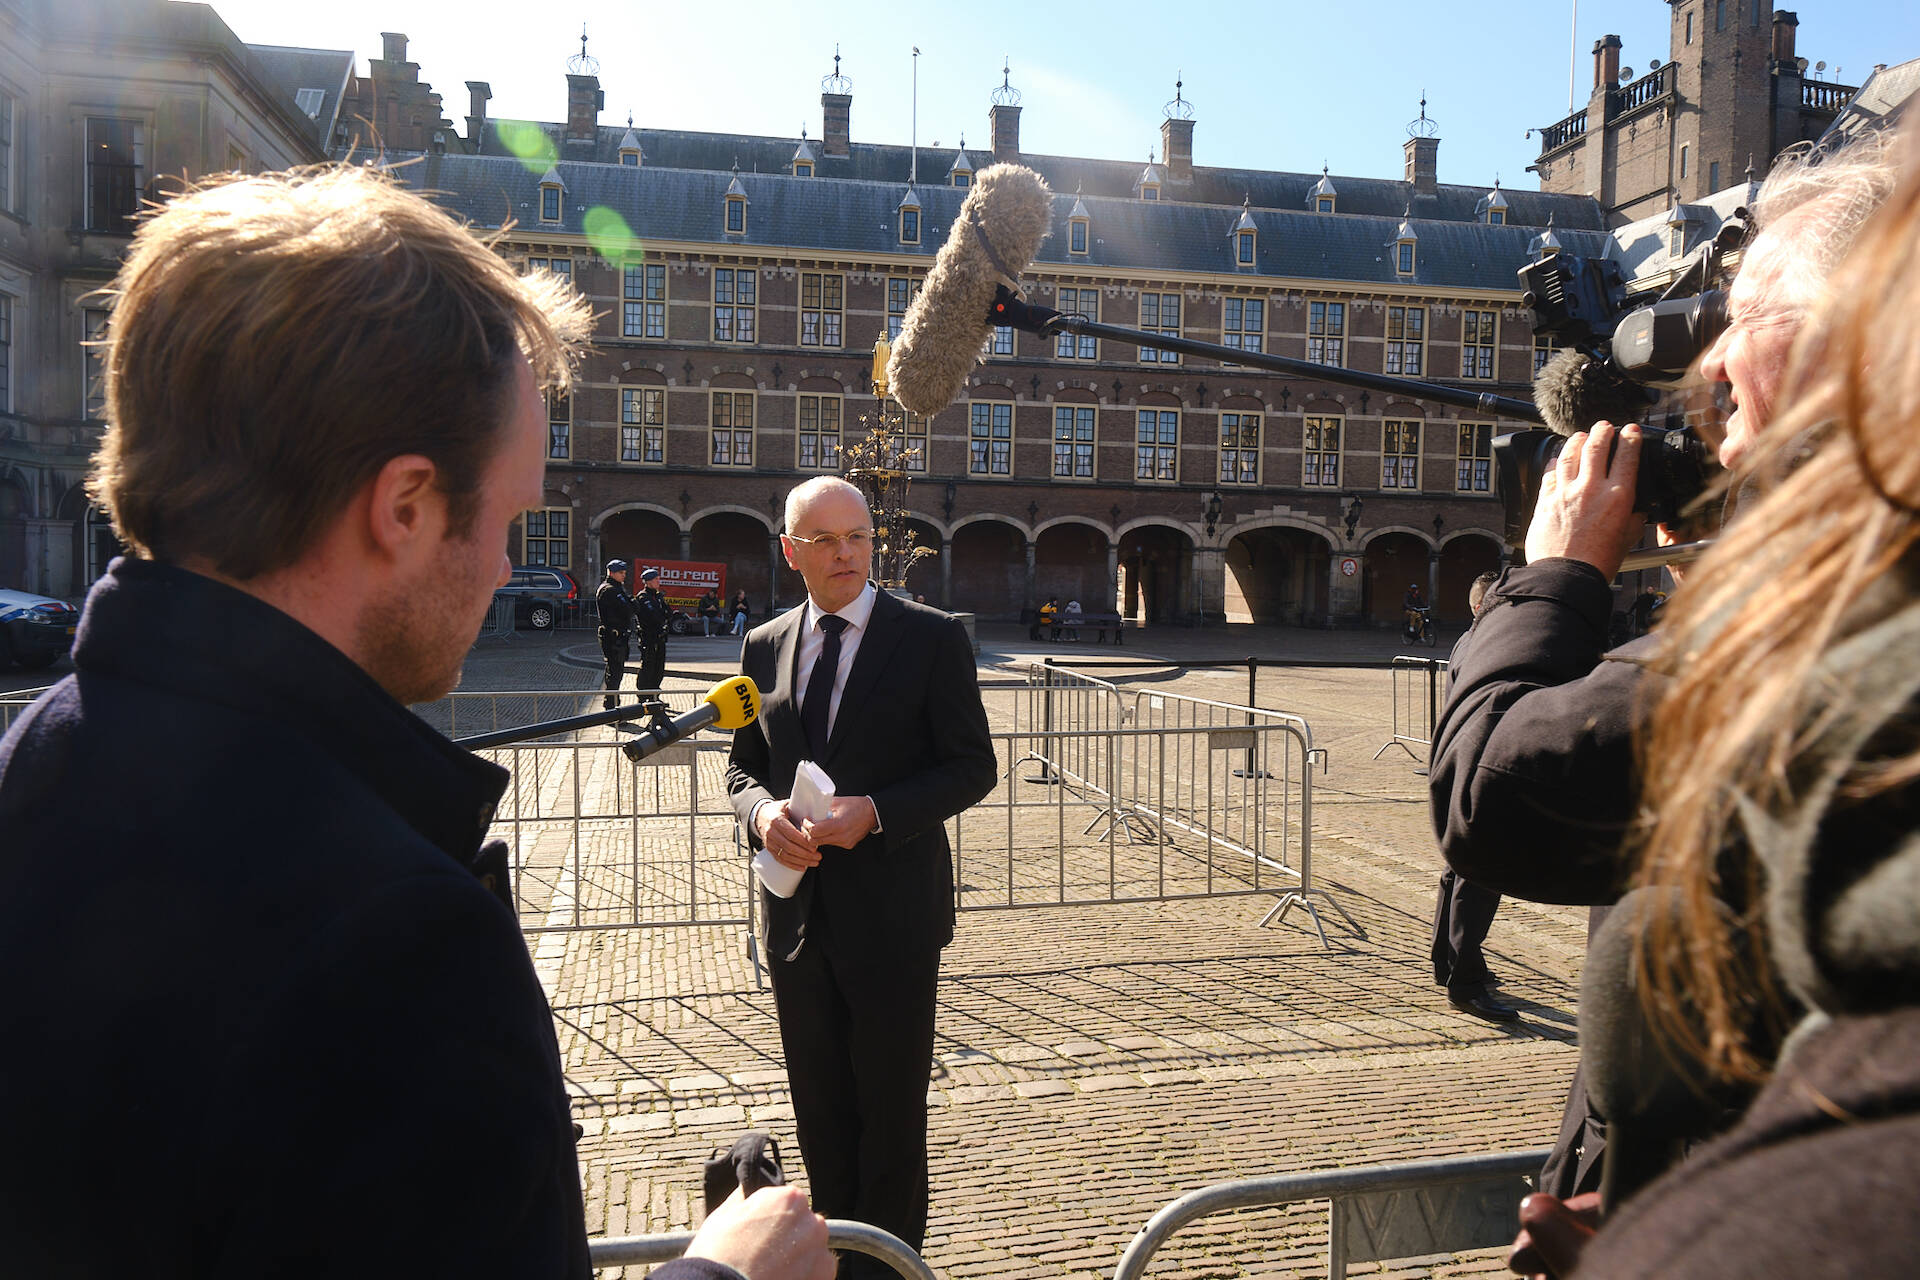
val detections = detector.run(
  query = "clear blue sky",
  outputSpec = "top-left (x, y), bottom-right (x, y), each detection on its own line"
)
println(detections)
top-left (211, 0), bottom-right (1919, 191)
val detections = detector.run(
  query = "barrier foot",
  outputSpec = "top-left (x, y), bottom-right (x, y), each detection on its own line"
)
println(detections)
top-left (1259, 889), bottom-right (1365, 948)
top-left (1370, 739), bottom-right (1418, 761)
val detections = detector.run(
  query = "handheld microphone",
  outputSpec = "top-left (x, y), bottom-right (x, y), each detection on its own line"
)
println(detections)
top-left (1582, 887), bottom-right (1750, 1212)
top-left (620, 675), bottom-right (762, 764)
top-left (887, 163), bottom-right (1054, 415)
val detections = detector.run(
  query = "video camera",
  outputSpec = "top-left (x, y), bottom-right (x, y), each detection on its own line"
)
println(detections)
top-left (1493, 212), bottom-right (1751, 545)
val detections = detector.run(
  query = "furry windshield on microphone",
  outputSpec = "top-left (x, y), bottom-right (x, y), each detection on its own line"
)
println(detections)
top-left (887, 164), bottom-right (1053, 416)
top-left (1532, 348), bottom-right (1660, 437)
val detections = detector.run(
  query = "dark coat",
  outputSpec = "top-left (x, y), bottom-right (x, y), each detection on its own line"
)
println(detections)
top-left (597, 576), bottom-right (635, 634)
top-left (633, 586), bottom-right (671, 647)
top-left (0, 560), bottom-right (718, 1280)
top-left (725, 588), bottom-right (996, 961)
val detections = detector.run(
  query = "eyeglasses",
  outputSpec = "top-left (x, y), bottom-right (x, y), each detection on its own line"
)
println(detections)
top-left (785, 529), bottom-right (874, 554)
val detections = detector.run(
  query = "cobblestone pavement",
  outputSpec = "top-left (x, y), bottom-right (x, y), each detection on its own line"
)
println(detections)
top-left (428, 621), bottom-right (1583, 1279)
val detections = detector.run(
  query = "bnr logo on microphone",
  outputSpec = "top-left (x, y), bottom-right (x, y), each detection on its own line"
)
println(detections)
top-left (733, 683), bottom-right (758, 722)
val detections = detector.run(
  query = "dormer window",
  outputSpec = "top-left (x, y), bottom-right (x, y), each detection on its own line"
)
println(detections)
top-left (620, 150), bottom-right (641, 167)
top-left (617, 122), bottom-right (643, 167)
top-left (949, 143), bottom-right (974, 188)
top-left (1489, 207), bottom-right (1505, 226)
top-left (1481, 180), bottom-right (1510, 226)
top-left (1068, 189), bottom-right (1092, 256)
top-left (898, 187), bottom-right (922, 245)
top-left (1530, 215), bottom-right (1562, 261)
top-left (1309, 166), bottom-right (1338, 214)
top-left (538, 166), bottom-right (564, 223)
top-left (724, 171), bottom-right (749, 235)
top-left (1136, 156), bottom-right (1164, 202)
top-left (952, 172), bottom-right (969, 189)
top-left (1393, 212), bottom-right (1418, 275)
top-left (791, 133), bottom-right (818, 178)
top-left (1231, 199), bottom-right (1257, 266)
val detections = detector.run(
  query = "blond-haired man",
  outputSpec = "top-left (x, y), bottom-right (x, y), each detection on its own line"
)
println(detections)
top-left (0, 168), bottom-right (829, 1280)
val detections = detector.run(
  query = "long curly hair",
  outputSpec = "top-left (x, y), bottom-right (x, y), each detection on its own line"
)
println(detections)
top-left (1634, 133), bottom-right (1920, 1080)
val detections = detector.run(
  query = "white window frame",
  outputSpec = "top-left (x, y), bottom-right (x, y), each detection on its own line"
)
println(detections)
top-left (522, 507), bottom-right (571, 567)
top-left (1456, 422), bottom-right (1493, 493)
top-left (1381, 420), bottom-right (1421, 490)
top-left (713, 267), bottom-right (757, 344)
top-left (1302, 416), bottom-right (1342, 488)
top-left (1460, 310), bottom-right (1497, 380)
top-left (1134, 409), bottom-right (1179, 483)
top-left (886, 277), bottom-right (920, 340)
top-left (1386, 306), bottom-right (1426, 376)
top-left (968, 401), bottom-right (1013, 476)
top-left (620, 387), bottom-right (665, 464)
top-left (799, 272), bottom-right (844, 348)
top-left (623, 263), bottom-right (667, 339)
top-left (710, 390), bottom-right (754, 466)
top-left (1139, 291), bottom-right (1180, 365)
top-left (796, 393), bottom-right (843, 470)
top-left (1219, 412), bottom-right (1261, 485)
top-left (1054, 287), bottom-right (1098, 360)
top-left (1052, 405), bottom-right (1096, 479)
top-left (1307, 300), bottom-right (1345, 366)
top-left (1223, 296), bottom-right (1264, 355)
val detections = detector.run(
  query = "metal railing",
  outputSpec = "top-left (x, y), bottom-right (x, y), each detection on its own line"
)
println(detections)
top-left (956, 667), bottom-right (1356, 947)
top-left (1372, 656), bottom-right (1448, 764)
top-left (592, 1220), bottom-right (935, 1280)
top-left (1, 685), bottom-right (58, 734)
top-left (1113, 1149), bottom-right (1550, 1280)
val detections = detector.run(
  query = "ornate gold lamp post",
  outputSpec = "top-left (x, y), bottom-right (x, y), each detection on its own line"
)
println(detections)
top-left (843, 335), bottom-right (937, 591)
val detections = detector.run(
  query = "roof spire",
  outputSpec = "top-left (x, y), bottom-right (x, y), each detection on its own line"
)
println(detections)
top-left (822, 44), bottom-right (852, 94)
top-left (567, 23), bottom-right (599, 76)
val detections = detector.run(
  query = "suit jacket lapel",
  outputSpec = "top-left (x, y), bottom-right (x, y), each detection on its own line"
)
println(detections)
top-left (822, 588), bottom-right (908, 765)
top-left (766, 606), bottom-right (809, 765)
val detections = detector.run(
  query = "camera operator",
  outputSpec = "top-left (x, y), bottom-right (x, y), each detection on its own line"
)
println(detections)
top-left (1429, 131), bottom-right (1900, 1204)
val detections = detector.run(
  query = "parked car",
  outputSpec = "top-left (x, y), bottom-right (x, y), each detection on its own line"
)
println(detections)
top-left (496, 566), bottom-right (581, 631)
top-left (0, 588), bottom-right (80, 670)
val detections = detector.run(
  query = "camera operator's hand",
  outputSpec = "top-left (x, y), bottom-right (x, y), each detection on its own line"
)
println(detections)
top-left (685, 1185), bottom-right (834, 1280)
top-left (1526, 422), bottom-right (1647, 581)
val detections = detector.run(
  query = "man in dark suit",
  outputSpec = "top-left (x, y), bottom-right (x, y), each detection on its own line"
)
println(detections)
top-left (727, 476), bottom-right (996, 1275)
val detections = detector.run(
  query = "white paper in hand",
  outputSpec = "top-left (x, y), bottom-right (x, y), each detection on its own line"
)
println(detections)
top-left (751, 760), bottom-right (836, 899)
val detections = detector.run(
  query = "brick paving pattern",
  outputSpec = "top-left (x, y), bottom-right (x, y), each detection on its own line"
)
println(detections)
top-left (429, 623), bottom-right (1586, 1277)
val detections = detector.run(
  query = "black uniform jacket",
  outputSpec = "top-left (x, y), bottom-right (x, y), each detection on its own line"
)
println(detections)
top-left (0, 560), bottom-right (729, 1280)
top-left (725, 589), bottom-right (996, 960)
top-left (597, 577), bottom-right (635, 634)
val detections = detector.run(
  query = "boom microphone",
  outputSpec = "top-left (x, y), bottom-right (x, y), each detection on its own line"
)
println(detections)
top-left (887, 164), bottom-right (1054, 415)
top-left (1531, 348), bottom-right (1659, 437)
top-left (621, 675), bottom-right (762, 764)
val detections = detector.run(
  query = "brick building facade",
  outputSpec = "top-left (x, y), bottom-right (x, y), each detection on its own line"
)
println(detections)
top-left (1534, 2), bottom-right (1861, 227)
top-left (371, 45), bottom-right (1616, 627)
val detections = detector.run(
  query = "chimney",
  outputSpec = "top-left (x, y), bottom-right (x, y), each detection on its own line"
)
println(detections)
top-left (563, 27), bottom-right (603, 145)
top-left (1771, 11), bottom-right (1799, 68)
top-left (1159, 78), bottom-right (1195, 183)
top-left (1592, 34), bottom-right (1622, 90)
top-left (989, 61), bottom-right (1021, 165)
top-left (379, 32), bottom-right (408, 65)
top-left (1404, 136), bottom-right (1439, 194)
top-left (465, 80), bottom-right (491, 148)
top-left (820, 50), bottom-right (852, 159)
top-left (1403, 96), bottom-right (1439, 196)
top-left (566, 74), bottom-right (602, 143)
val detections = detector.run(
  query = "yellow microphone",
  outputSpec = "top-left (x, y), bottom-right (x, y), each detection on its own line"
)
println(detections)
top-left (621, 675), bottom-right (761, 763)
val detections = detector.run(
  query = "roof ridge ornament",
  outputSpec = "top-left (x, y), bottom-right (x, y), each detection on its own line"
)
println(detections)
top-left (822, 46), bottom-right (852, 95)
top-left (991, 59), bottom-right (1021, 107)
top-left (1406, 91), bottom-right (1437, 139)
top-left (566, 23), bottom-right (599, 77)
top-left (1164, 73), bottom-right (1194, 121)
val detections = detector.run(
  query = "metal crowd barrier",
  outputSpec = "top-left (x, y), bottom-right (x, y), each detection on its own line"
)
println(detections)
top-left (1113, 1148), bottom-right (1549, 1280)
top-left (592, 1220), bottom-right (935, 1280)
top-left (475, 593), bottom-right (516, 643)
top-left (951, 669), bottom-right (1355, 947)
top-left (411, 688), bottom-right (752, 948)
top-left (1, 685), bottom-right (57, 734)
top-left (1371, 656), bottom-right (1449, 765)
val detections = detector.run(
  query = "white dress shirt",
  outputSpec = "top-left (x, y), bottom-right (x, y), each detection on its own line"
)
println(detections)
top-left (752, 582), bottom-right (883, 837)
top-left (794, 581), bottom-right (878, 743)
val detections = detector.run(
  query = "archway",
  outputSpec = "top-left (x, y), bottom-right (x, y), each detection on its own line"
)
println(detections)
top-left (1117, 523), bottom-right (1193, 626)
top-left (1437, 533), bottom-right (1504, 624)
top-left (1033, 520), bottom-right (1110, 612)
top-left (949, 519), bottom-right (1026, 621)
top-left (1363, 531), bottom-right (1433, 626)
top-left (689, 510), bottom-right (776, 613)
top-left (600, 507), bottom-right (681, 570)
top-left (1225, 525), bottom-right (1333, 625)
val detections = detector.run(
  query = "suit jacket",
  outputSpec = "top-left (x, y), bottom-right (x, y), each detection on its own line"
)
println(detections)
top-left (726, 589), bottom-right (995, 960)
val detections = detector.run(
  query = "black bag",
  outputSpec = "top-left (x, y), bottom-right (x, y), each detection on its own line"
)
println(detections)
top-left (702, 1131), bottom-right (787, 1214)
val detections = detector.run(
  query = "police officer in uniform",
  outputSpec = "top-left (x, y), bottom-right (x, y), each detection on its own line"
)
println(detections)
top-left (597, 560), bottom-right (634, 710)
top-left (633, 565), bottom-right (671, 693)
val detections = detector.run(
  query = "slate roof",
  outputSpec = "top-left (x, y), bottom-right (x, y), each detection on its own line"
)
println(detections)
top-left (387, 153), bottom-right (1612, 293)
top-left (246, 44), bottom-right (354, 152)
top-left (459, 121), bottom-right (1607, 232)
top-left (1608, 181), bottom-right (1758, 285)
top-left (1822, 57), bottom-right (1920, 144)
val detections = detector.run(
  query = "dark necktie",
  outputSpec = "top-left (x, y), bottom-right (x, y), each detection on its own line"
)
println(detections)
top-left (799, 614), bottom-right (849, 758)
